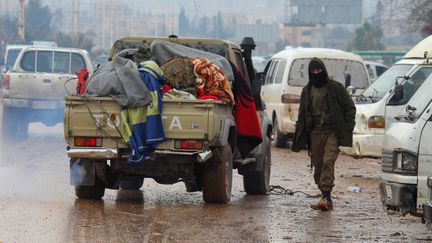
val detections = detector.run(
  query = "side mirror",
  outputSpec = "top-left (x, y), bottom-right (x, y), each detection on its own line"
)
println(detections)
top-left (393, 83), bottom-right (404, 101)
top-left (346, 85), bottom-right (356, 95)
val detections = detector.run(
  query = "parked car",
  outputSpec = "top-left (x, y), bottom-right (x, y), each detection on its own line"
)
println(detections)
top-left (260, 47), bottom-right (370, 147)
top-left (341, 35), bottom-right (432, 158)
top-left (1, 45), bottom-right (94, 137)
top-left (365, 60), bottom-right (389, 82)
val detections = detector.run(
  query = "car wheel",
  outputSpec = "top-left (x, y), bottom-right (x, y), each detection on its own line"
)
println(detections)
top-left (273, 118), bottom-right (288, 148)
top-left (243, 136), bottom-right (271, 194)
top-left (119, 175), bottom-right (144, 190)
top-left (202, 145), bottom-right (233, 203)
top-left (75, 178), bottom-right (105, 199)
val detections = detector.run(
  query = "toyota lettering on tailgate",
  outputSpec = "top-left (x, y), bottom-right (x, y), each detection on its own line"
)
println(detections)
top-left (163, 116), bottom-right (183, 130)
top-left (93, 113), bottom-right (121, 129)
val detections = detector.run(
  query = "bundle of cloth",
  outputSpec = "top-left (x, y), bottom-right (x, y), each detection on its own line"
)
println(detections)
top-left (192, 57), bottom-right (235, 105)
top-left (84, 40), bottom-right (262, 163)
top-left (85, 50), bottom-right (166, 165)
top-left (118, 61), bottom-right (165, 165)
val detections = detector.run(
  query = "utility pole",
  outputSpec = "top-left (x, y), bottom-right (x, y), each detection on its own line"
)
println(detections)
top-left (18, 0), bottom-right (25, 42)
top-left (72, 0), bottom-right (79, 34)
top-left (109, 0), bottom-right (114, 48)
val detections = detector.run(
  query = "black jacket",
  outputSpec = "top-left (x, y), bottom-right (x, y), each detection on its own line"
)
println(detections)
top-left (292, 58), bottom-right (356, 152)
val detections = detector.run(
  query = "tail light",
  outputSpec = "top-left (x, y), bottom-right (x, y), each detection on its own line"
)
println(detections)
top-left (281, 94), bottom-right (300, 104)
top-left (368, 116), bottom-right (385, 128)
top-left (2, 74), bottom-right (10, 90)
top-left (174, 139), bottom-right (203, 150)
top-left (74, 137), bottom-right (102, 147)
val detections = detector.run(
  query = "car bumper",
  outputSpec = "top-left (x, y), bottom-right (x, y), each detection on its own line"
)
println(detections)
top-left (379, 181), bottom-right (416, 215)
top-left (280, 116), bottom-right (296, 135)
top-left (340, 133), bottom-right (383, 157)
top-left (3, 98), bottom-right (64, 109)
top-left (66, 147), bottom-right (213, 162)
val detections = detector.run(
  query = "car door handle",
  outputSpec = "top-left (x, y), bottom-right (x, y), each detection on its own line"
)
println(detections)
top-left (43, 79), bottom-right (51, 83)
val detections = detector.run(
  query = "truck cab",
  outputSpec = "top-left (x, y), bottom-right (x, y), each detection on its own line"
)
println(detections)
top-left (379, 68), bottom-right (432, 224)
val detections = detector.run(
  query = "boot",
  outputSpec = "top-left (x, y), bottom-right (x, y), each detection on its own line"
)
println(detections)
top-left (310, 198), bottom-right (333, 211)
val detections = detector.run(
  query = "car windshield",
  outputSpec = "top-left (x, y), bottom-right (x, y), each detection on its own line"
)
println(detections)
top-left (288, 58), bottom-right (369, 89)
top-left (397, 74), bottom-right (432, 120)
top-left (6, 48), bottom-right (22, 67)
top-left (356, 64), bottom-right (413, 104)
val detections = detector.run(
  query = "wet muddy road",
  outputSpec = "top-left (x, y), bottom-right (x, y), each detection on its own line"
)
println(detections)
top-left (1, 117), bottom-right (432, 242)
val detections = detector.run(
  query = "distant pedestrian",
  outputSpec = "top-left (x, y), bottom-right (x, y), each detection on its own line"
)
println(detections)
top-left (291, 58), bottom-right (356, 211)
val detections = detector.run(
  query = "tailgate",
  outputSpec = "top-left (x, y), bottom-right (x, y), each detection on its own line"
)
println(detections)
top-left (64, 97), bottom-right (225, 150)
top-left (157, 100), bottom-right (212, 150)
top-left (9, 72), bottom-right (76, 99)
top-left (64, 96), bottom-right (125, 148)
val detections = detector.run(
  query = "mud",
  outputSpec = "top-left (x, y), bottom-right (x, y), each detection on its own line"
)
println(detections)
top-left (0, 106), bottom-right (431, 242)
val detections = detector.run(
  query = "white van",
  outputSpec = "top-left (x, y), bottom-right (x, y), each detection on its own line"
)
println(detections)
top-left (341, 35), bottom-right (432, 158)
top-left (260, 47), bottom-right (370, 147)
top-left (379, 72), bottom-right (432, 223)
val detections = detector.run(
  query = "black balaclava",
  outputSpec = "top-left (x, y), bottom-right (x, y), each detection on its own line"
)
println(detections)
top-left (308, 59), bottom-right (327, 88)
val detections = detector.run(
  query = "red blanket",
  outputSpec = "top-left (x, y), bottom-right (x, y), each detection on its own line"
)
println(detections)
top-left (230, 62), bottom-right (263, 158)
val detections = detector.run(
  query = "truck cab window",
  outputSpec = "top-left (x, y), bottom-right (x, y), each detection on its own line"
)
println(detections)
top-left (20, 51), bottom-right (36, 72)
top-left (71, 53), bottom-right (86, 74)
top-left (36, 51), bottom-right (53, 73)
top-left (54, 52), bottom-right (70, 73)
top-left (234, 51), bottom-right (246, 78)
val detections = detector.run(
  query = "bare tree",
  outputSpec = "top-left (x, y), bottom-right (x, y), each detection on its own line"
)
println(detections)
top-left (407, 0), bottom-right (432, 36)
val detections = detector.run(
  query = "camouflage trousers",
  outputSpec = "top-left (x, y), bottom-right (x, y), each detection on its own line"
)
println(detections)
top-left (310, 131), bottom-right (339, 192)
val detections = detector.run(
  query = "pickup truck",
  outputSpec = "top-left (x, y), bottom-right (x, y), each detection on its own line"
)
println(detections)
top-left (1, 45), bottom-right (93, 137)
top-left (64, 36), bottom-right (273, 203)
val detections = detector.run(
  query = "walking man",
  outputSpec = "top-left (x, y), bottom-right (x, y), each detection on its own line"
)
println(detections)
top-left (292, 58), bottom-right (356, 211)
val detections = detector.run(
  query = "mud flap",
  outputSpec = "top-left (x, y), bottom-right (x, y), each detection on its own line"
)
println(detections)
top-left (70, 158), bottom-right (95, 186)
top-left (237, 154), bottom-right (264, 175)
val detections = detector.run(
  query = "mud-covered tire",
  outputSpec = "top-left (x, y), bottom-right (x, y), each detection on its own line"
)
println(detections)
top-left (75, 178), bottom-right (105, 199)
top-left (273, 118), bottom-right (287, 148)
top-left (119, 175), bottom-right (144, 190)
top-left (2, 106), bottom-right (28, 138)
top-left (243, 137), bottom-right (271, 194)
top-left (202, 145), bottom-right (233, 203)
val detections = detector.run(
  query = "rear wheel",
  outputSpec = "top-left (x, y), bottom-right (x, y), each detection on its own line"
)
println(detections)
top-left (75, 178), bottom-right (105, 199)
top-left (243, 137), bottom-right (271, 194)
top-left (273, 118), bottom-right (288, 148)
top-left (119, 175), bottom-right (144, 190)
top-left (202, 145), bottom-right (233, 203)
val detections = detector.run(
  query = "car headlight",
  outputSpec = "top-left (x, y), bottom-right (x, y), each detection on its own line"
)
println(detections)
top-left (395, 150), bottom-right (418, 173)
